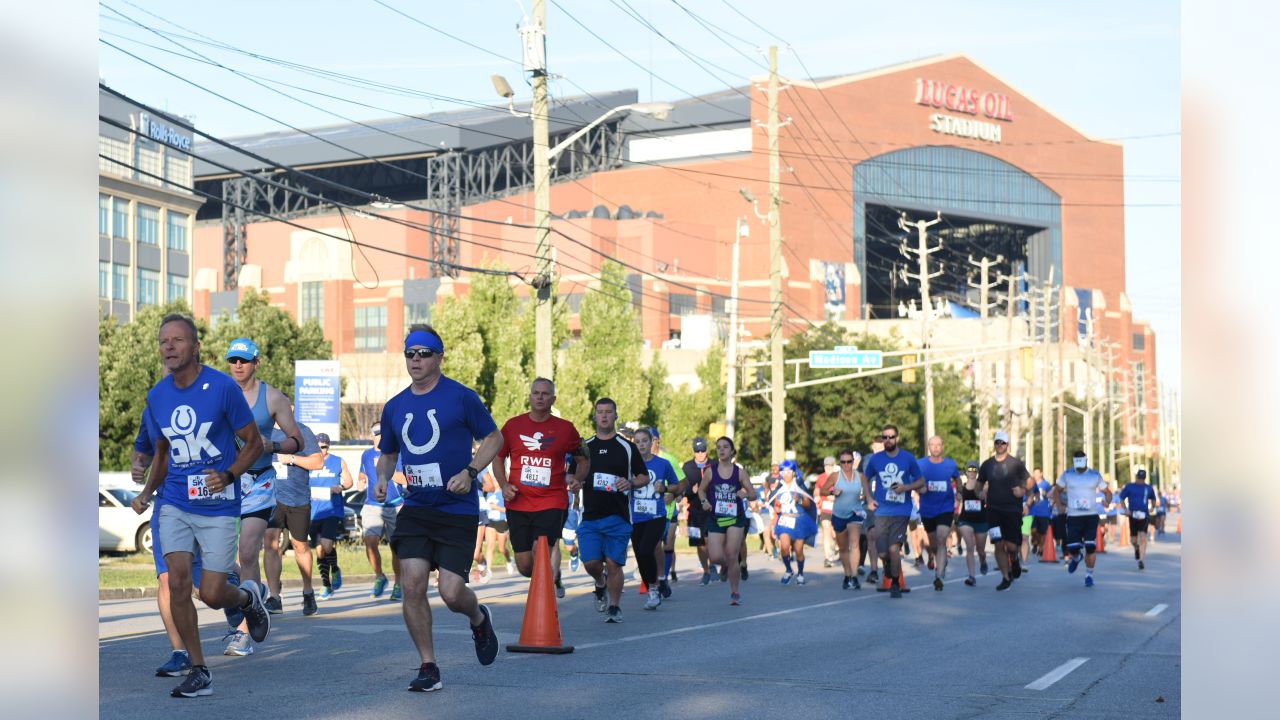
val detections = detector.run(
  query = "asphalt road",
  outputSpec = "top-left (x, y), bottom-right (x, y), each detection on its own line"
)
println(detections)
top-left (100, 530), bottom-right (1181, 719)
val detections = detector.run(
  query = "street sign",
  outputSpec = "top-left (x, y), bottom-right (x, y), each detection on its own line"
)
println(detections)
top-left (809, 348), bottom-right (884, 369)
top-left (295, 359), bottom-right (341, 440)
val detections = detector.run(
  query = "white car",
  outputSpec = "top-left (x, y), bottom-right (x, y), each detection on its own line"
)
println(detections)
top-left (99, 485), bottom-right (153, 553)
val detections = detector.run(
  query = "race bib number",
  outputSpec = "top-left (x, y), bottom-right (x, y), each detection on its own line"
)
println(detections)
top-left (687, 526), bottom-right (702, 539)
top-left (778, 515), bottom-right (797, 529)
top-left (821, 497), bottom-right (834, 512)
top-left (634, 498), bottom-right (658, 516)
top-left (988, 525), bottom-right (1002, 540)
top-left (404, 463), bottom-right (444, 489)
top-left (714, 500), bottom-right (738, 517)
top-left (1072, 498), bottom-right (1092, 511)
top-left (520, 465), bottom-right (552, 487)
top-left (187, 473), bottom-right (233, 502)
top-left (927, 481), bottom-right (948, 493)
top-left (593, 473), bottom-right (618, 492)
top-left (311, 486), bottom-right (332, 501)
top-left (885, 489), bottom-right (905, 503)
top-left (240, 473), bottom-right (254, 494)
top-left (1132, 511), bottom-right (1147, 520)
top-left (963, 500), bottom-right (982, 512)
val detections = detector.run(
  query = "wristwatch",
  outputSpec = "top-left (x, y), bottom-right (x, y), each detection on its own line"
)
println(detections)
top-left (465, 466), bottom-right (481, 480)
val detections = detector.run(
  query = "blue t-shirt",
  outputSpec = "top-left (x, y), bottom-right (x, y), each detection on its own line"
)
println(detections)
top-left (309, 454), bottom-right (346, 520)
top-left (134, 410), bottom-right (155, 455)
top-left (918, 457), bottom-right (959, 518)
top-left (377, 376), bottom-right (498, 516)
top-left (864, 450), bottom-right (923, 517)
top-left (1117, 483), bottom-right (1157, 515)
top-left (1029, 496), bottom-right (1053, 518)
top-left (144, 366), bottom-right (255, 517)
top-left (483, 489), bottom-right (506, 522)
top-left (360, 445), bottom-right (403, 507)
top-left (634, 455), bottom-right (677, 523)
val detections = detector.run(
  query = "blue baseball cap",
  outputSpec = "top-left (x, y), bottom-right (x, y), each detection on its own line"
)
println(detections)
top-left (778, 459), bottom-right (800, 474)
top-left (225, 338), bottom-right (259, 361)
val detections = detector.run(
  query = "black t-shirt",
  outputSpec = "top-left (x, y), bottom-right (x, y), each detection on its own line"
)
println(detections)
top-left (584, 434), bottom-right (647, 521)
top-left (681, 459), bottom-right (709, 502)
top-left (977, 455), bottom-right (1030, 511)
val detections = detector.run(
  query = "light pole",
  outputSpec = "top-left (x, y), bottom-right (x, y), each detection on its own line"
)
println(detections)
top-left (725, 216), bottom-right (745, 439)
top-left (740, 187), bottom-right (782, 462)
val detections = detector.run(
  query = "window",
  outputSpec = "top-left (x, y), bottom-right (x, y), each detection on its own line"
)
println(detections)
top-left (136, 204), bottom-right (159, 245)
top-left (112, 198), bottom-right (129, 239)
top-left (403, 301), bottom-right (431, 334)
top-left (112, 264), bottom-right (129, 301)
top-left (355, 306), bottom-right (387, 352)
top-left (137, 145), bottom-right (162, 186)
top-left (300, 281), bottom-right (324, 325)
top-left (164, 152), bottom-right (192, 188)
top-left (1132, 332), bottom-right (1145, 351)
top-left (166, 211), bottom-right (188, 251)
top-left (669, 293), bottom-right (697, 316)
top-left (167, 275), bottom-right (188, 303)
top-left (98, 261), bottom-right (109, 298)
top-left (712, 295), bottom-right (727, 316)
top-left (98, 194), bottom-right (110, 236)
top-left (136, 268), bottom-right (159, 307)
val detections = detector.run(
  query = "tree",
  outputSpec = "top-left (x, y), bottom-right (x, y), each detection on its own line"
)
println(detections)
top-left (204, 289), bottom-right (332, 397)
top-left (650, 344), bottom-right (725, 462)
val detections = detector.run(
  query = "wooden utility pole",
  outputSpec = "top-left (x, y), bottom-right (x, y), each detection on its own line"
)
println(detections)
top-left (530, 0), bottom-right (553, 379)
top-left (969, 254), bottom-right (1003, 453)
top-left (1039, 268), bottom-right (1055, 479)
top-left (766, 46), bottom-right (785, 464)
top-left (1003, 272), bottom-right (1016, 454)
top-left (725, 217), bottom-right (744, 438)
top-left (898, 211), bottom-right (944, 446)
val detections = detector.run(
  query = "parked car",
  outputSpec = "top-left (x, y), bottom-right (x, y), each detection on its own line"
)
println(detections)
top-left (100, 486), bottom-right (152, 553)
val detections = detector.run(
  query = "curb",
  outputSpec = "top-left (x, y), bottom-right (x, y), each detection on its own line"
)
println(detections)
top-left (100, 573), bottom-right (382, 600)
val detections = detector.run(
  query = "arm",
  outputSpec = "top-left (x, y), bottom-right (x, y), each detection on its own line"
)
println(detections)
top-left (356, 469), bottom-right (368, 492)
top-left (492, 448), bottom-right (515, 501)
top-left (1050, 484), bottom-right (1065, 513)
top-left (860, 471), bottom-right (877, 512)
top-left (279, 451), bottom-right (325, 471)
top-left (206, 421), bottom-right (265, 493)
top-left (131, 441), bottom-right (168, 514)
top-left (334, 459), bottom-right (354, 493)
top-left (130, 450), bottom-right (154, 486)
top-left (374, 452), bottom-right (398, 502)
top-left (266, 387), bottom-right (303, 454)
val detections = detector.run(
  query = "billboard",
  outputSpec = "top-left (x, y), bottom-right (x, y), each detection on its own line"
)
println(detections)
top-left (294, 360), bottom-right (341, 440)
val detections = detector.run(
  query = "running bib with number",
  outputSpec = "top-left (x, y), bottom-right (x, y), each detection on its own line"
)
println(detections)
top-left (404, 463), bottom-right (444, 489)
top-left (1132, 510), bottom-right (1147, 520)
top-left (593, 473), bottom-right (618, 492)
top-left (821, 497), bottom-right (834, 512)
top-left (963, 499), bottom-right (982, 512)
top-left (989, 526), bottom-right (1002, 540)
top-left (687, 526), bottom-right (702, 539)
top-left (240, 473), bottom-right (254, 494)
top-left (311, 486), bottom-right (332, 501)
top-left (1072, 498), bottom-right (1092, 511)
top-left (187, 473), bottom-right (233, 502)
top-left (885, 489), bottom-right (905, 503)
top-left (634, 498), bottom-right (657, 516)
top-left (520, 465), bottom-right (551, 487)
top-left (778, 515), bottom-right (797, 529)
top-left (927, 481), bottom-right (948, 493)
top-left (714, 500), bottom-right (738, 517)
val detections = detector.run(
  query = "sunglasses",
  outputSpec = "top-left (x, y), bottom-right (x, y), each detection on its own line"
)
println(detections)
top-left (404, 349), bottom-right (440, 359)
top-left (839, 459), bottom-right (854, 465)
top-left (994, 440), bottom-right (1008, 445)
top-left (318, 445), bottom-right (330, 450)
top-left (227, 357), bottom-right (255, 365)
top-left (882, 435), bottom-right (898, 440)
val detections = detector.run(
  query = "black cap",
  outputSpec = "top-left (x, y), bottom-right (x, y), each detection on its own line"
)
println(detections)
top-left (965, 460), bottom-right (979, 469)
top-left (1136, 469), bottom-right (1147, 479)
top-left (692, 437), bottom-right (708, 452)
top-left (316, 433), bottom-right (331, 446)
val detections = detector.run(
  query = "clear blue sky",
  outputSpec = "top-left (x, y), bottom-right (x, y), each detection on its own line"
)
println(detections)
top-left (98, 0), bottom-right (1180, 388)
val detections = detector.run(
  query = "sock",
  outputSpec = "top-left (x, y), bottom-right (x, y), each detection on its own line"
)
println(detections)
top-left (1086, 567), bottom-right (1094, 575)
top-left (797, 558), bottom-right (805, 575)
top-left (239, 589), bottom-right (254, 610)
top-left (782, 556), bottom-right (793, 574)
top-left (663, 551), bottom-right (674, 579)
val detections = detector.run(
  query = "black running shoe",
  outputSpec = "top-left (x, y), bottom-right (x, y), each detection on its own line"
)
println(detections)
top-left (867, 571), bottom-right (879, 584)
top-left (171, 665), bottom-right (212, 698)
top-left (470, 604), bottom-right (498, 666)
top-left (996, 578), bottom-right (1012, 591)
top-left (263, 595), bottom-right (283, 615)
top-left (851, 576), bottom-right (861, 590)
top-left (842, 577), bottom-right (851, 590)
top-left (670, 568), bottom-right (678, 584)
top-left (240, 580), bottom-right (271, 643)
top-left (1138, 560), bottom-right (1145, 570)
top-left (302, 591), bottom-right (318, 617)
top-left (740, 566), bottom-right (749, 582)
top-left (658, 579), bottom-right (672, 599)
top-left (719, 566), bottom-right (729, 583)
top-left (408, 662), bottom-right (442, 692)
top-left (605, 605), bottom-right (623, 623)
top-left (890, 585), bottom-right (902, 599)
top-left (1011, 558), bottom-right (1022, 579)
top-left (933, 577), bottom-right (944, 591)
top-left (593, 585), bottom-right (607, 612)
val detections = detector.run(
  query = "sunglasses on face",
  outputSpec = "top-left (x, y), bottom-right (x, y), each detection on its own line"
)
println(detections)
top-left (318, 445), bottom-right (329, 450)
top-left (995, 440), bottom-right (1008, 446)
top-left (882, 435), bottom-right (898, 440)
top-left (839, 459), bottom-right (854, 465)
top-left (404, 349), bottom-right (440, 359)
top-left (227, 357), bottom-right (255, 365)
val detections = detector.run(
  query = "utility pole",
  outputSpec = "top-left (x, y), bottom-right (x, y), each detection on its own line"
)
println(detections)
top-left (528, 0), bottom-right (553, 379)
top-left (767, 45), bottom-right (785, 463)
top-left (1105, 343), bottom-right (1117, 482)
top-left (1084, 311), bottom-right (1096, 467)
top-left (1039, 268), bottom-right (1055, 479)
top-left (725, 217), bottom-right (744, 438)
top-left (1003, 272), bottom-right (1016, 452)
top-left (898, 211), bottom-right (944, 445)
top-left (1057, 283), bottom-right (1067, 474)
top-left (968, 254), bottom-right (1003, 453)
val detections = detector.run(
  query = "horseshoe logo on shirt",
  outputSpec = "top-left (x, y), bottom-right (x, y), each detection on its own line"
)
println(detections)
top-left (401, 410), bottom-right (440, 455)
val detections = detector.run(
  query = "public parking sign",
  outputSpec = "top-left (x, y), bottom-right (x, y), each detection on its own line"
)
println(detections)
top-left (809, 347), bottom-right (884, 369)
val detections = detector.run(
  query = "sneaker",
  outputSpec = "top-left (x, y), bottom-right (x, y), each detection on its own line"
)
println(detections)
top-left (670, 568), bottom-right (678, 584)
top-left (555, 574), bottom-right (566, 599)
top-left (171, 665), bottom-right (212, 698)
top-left (605, 605), bottom-right (623, 623)
top-left (927, 557), bottom-right (936, 571)
top-left (823, 559), bottom-right (834, 568)
top-left (223, 629), bottom-right (252, 657)
top-left (372, 575), bottom-right (388, 598)
top-left (569, 552), bottom-right (580, 572)
top-left (699, 571), bottom-right (711, 586)
top-left (851, 576), bottom-right (861, 590)
top-left (239, 580), bottom-right (271, 643)
top-left (506, 561), bottom-right (516, 574)
top-left (857, 565), bottom-right (866, 576)
top-left (155, 650), bottom-right (191, 677)
top-left (319, 586), bottom-right (333, 600)
top-left (1135, 546), bottom-right (1141, 560)
top-left (478, 567), bottom-right (492, 585)
top-left (996, 578), bottom-right (1012, 591)
top-left (1085, 575), bottom-right (1095, 588)
top-left (470, 604), bottom-right (498, 666)
top-left (740, 566), bottom-right (749, 581)
top-left (593, 585), bottom-right (607, 612)
top-left (223, 569), bottom-right (243, 629)
top-left (795, 573), bottom-right (807, 586)
top-left (331, 569), bottom-right (343, 591)
top-left (302, 591), bottom-right (318, 616)
top-left (1011, 558), bottom-right (1022, 579)
top-left (780, 572), bottom-right (793, 586)
top-left (1138, 560), bottom-right (1145, 570)
top-left (407, 662), bottom-right (442, 692)
top-left (890, 584), bottom-right (902, 599)
top-left (263, 595), bottom-right (283, 615)
top-left (658, 579), bottom-right (672, 599)
top-left (979, 561), bottom-right (989, 576)
top-left (1068, 555), bottom-right (1081, 574)
top-left (842, 577), bottom-right (851, 590)
top-left (964, 576), bottom-right (976, 587)
top-left (644, 589), bottom-right (661, 610)
top-left (729, 592), bottom-right (741, 606)
top-left (866, 571), bottom-right (879, 585)
top-left (933, 577), bottom-right (944, 592)
top-left (389, 583), bottom-right (403, 602)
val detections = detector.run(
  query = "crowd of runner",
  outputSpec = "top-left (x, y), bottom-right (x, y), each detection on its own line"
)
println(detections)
top-left (127, 316), bottom-right (1178, 697)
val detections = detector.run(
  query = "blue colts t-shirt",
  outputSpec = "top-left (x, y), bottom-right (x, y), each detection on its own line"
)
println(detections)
top-left (144, 366), bottom-right (255, 517)
top-left (378, 376), bottom-right (497, 516)
top-left (309, 454), bottom-right (346, 521)
top-left (1118, 483), bottom-right (1156, 515)
top-left (360, 445), bottom-right (402, 507)
top-left (864, 450), bottom-right (923, 517)
top-left (634, 455), bottom-right (677, 523)
top-left (918, 457), bottom-right (959, 518)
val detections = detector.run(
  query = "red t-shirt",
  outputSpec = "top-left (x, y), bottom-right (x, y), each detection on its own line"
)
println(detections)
top-left (498, 413), bottom-right (583, 513)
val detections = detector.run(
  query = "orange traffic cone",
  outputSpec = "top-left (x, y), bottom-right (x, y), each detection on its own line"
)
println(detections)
top-left (1176, 514), bottom-right (1182, 534)
top-left (1095, 523), bottom-right (1107, 554)
top-left (1118, 517), bottom-right (1129, 547)
top-left (1039, 525), bottom-right (1058, 563)
top-left (507, 536), bottom-right (573, 654)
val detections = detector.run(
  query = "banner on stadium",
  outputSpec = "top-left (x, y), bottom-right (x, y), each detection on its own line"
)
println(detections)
top-left (294, 360), bottom-right (341, 440)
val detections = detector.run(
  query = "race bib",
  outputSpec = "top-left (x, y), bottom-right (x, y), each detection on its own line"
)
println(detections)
top-left (963, 499), bottom-right (982, 512)
top-left (989, 525), bottom-right (1002, 540)
top-left (311, 486), bottom-right (332, 501)
top-left (687, 526), bottom-right (702, 539)
top-left (885, 489), bottom-right (905, 503)
top-left (634, 498), bottom-right (658, 516)
top-left (821, 497), bottom-right (834, 512)
top-left (520, 465), bottom-right (552, 487)
top-left (1072, 498), bottom-right (1092, 511)
top-left (714, 500), bottom-right (738, 517)
top-left (187, 473), bottom-right (234, 502)
top-left (593, 473), bottom-right (618, 492)
top-left (240, 473), bottom-right (254, 494)
top-left (927, 481), bottom-right (948, 493)
top-left (404, 463), bottom-right (444, 489)
top-left (778, 515), bottom-right (797, 529)
top-left (1132, 511), bottom-right (1147, 520)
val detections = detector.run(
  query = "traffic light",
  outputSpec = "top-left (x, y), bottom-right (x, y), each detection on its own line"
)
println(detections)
top-left (902, 354), bottom-right (917, 384)
top-left (1020, 347), bottom-right (1035, 381)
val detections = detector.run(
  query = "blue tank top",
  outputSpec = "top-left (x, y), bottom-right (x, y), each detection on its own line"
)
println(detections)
top-left (249, 382), bottom-right (274, 471)
top-left (707, 463), bottom-right (744, 520)
top-left (309, 454), bottom-right (346, 520)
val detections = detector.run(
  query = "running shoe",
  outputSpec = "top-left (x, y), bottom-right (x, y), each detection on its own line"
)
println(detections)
top-left (389, 583), bottom-right (402, 602)
top-left (795, 573), bottom-right (807, 586)
top-left (223, 629), bottom-right (252, 657)
top-left (741, 566), bottom-right (749, 582)
top-left (866, 571), bottom-right (879, 585)
top-left (408, 662), bottom-right (442, 692)
top-left (155, 650), bottom-right (191, 677)
top-left (780, 572), bottom-right (793, 585)
top-left (470, 604), bottom-right (498, 666)
top-left (857, 565), bottom-right (866, 576)
top-left (171, 665), bottom-right (212, 698)
top-left (979, 561), bottom-right (989, 576)
top-left (1135, 546), bottom-right (1141, 560)
top-left (593, 585), bottom-right (607, 612)
top-left (842, 577), bottom-right (851, 590)
top-left (670, 568), bottom-right (678, 584)
top-left (719, 566), bottom-right (729, 583)
top-left (506, 561), bottom-right (516, 574)
top-left (331, 569), bottom-right (343, 591)
top-left (851, 576), bottom-right (861, 590)
top-left (995, 578), bottom-right (1012, 591)
top-left (319, 586), bottom-right (334, 600)
top-left (1138, 560), bottom-right (1145, 570)
top-left (699, 571), bottom-right (711, 586)
top-left (644, 589), bottom-right (661, 610)
top-left (729, 592), bottom-right (741, 606)
top-left (823, 559), bottom-right (834, 568)
top-left (964, 576), bottom-right (976, 587)
top-left (555, 573), bottom-right (566, 599)
top-left (1067, 555), bottom-right (1081, 574)
top-left (302, 591), bottom-right (318, 616)
top-left (927, 557), bottom-right (936, 571)
top-left (933, 577), bottom-right (944, 592)
top-left (658, 579), bottom-right (672, 599)
top-left (605, 605), bottom-right (623, 623)
top-left (569, 552), bottom-right (580, 572)
top-left (1085, 575), bottom-right (1095, 588)
top-left (240, 580), bottom-right (271, 643)
top-left (1011, 558), bottom-right (1022, 579)
top-left (372, 575), bottom-right (388, 598)
top-left (890, 584), bottom-right (902, 599)
top-left (263, 595), bottom-right (283, 615)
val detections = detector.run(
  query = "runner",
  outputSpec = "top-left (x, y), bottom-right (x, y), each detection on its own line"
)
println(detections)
top-left (918, 436), bottom-right (959, 591)
top-left (563, 490), bottom-right (582, 578)
top-left (1050, 450), bottom-right (1111, 587)
top-left (633, 427), bottom-right (676, 609)
top-left (697, 436), bottom-right (756, 605)
top-left (357, 422), bottom-right (405, 599)
top-left (491, 378), bottom-right (588, 600)
top-left (680, 438), bottom-right (714, 585)
top-left (862, 424), bottom-right (924, 599)
top-left (307, 434), bottom-right (352, 599)
top-left (767, 460), bottom-right (817, 586)
top-left (858, 434), bottom-right (886, 584)
top-left (481, 475), bottom-right (514, 575)
top-left (1154, 484), bottom-right (1169, 536)
top-left (267, 422), bottom-right (323, 615)
top-left (129, 313), bottom-right (270, 698)
top-left (816, 456), bottom-right (839, 568)
top-left (956, 460), bottom-right (988, 586)
top-left (575, 398), bottom-right (648, 623)
top-left (826, 449), bottom-right (865, 590)
top-left (976, 431), bottom-right (1031, 592)
top-left (373, 325), bottom-right (502, 692)
top-left (1027, 471), bottom-right (1053, 558)
top-left (645, 428), bottom-right (683, 590)
top-left (1117, 469), bottom-right (1158, 569)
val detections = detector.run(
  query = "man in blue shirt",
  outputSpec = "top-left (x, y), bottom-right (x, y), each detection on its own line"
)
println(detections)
top-left (861, 423), bottom-right (924, 599)
top-left (373, 325), bottom-right (503, 692)
top-left (129, 313), bottom-right (270, 698)
top-left (1117, 468), bottom-right (1158, 569)
top-left (918, 435), bottom-right (960, 591)
top-left (359, 422), bottom-right (406, 600)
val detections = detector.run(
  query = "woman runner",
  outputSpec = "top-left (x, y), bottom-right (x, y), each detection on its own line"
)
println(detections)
top-left (766, 460), bottom-right (817, 586)
top-left (826, 449), bottom-right (865, 590)
top-left (698, 437), bottom-right (757, 605)
top-left (956, 460), bottom-right (989, 586)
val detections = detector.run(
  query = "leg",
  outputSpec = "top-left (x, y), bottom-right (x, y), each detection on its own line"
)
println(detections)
top-left (994, 539), bottom-right (1012, 580)
top-left (724, 527), bottom-right (745, 595)
top-left (399, 558), bottom-right (436, 663)
top-left (934, 525), bottom-right (951, 578)
top-left (867, 527), bottom-right (880, 573)
top-left (705, 531), bottom-right (727, 569)
top-left (164, 553), bottom-right (204, 666)
top-left (436, 568), bottom-right (484, 624)
top-left (290, 537), bottom-right (314, 593)
top-left (836, 528), bottom-right (853, 577)
top-left (237, 517), bottom-right (269, 586)
top-left (365, 532), bottom-right (385, 579)
top-left (960, 526), bottom-right (977, 577)
top-left (263, 528), bottom-right (283, 598)
top-left (155, 572), bottom-right (183, 651)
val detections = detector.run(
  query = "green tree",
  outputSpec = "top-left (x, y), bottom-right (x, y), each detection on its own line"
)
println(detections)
top-left (204, 289), bottom-right (332, 397)
top-left (430, 294), bottom-right (483, 390)
top-left (651, 344), bottom-right (725, 463)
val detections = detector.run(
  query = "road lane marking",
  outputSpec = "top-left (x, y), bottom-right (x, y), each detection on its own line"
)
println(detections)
top-left (1145, 603), bottom-right (1168, 617)
top-left (1025, 657), bottom-right (1089, 690)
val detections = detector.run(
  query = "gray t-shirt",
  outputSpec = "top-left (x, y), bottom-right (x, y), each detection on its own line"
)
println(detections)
top-left (1055, 469), bottom-right (1108, 517)
top-left (272, 422), bottom-right (318, 507)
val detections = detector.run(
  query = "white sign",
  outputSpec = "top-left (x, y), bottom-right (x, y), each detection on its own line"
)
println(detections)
top-left (809, 348), bottom-right (884, 369)
top-left (295, 360), bottom-right (341, 439)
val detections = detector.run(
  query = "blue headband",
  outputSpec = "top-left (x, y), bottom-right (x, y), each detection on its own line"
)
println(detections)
top-left (404, 330), bottom-right (444, 353)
